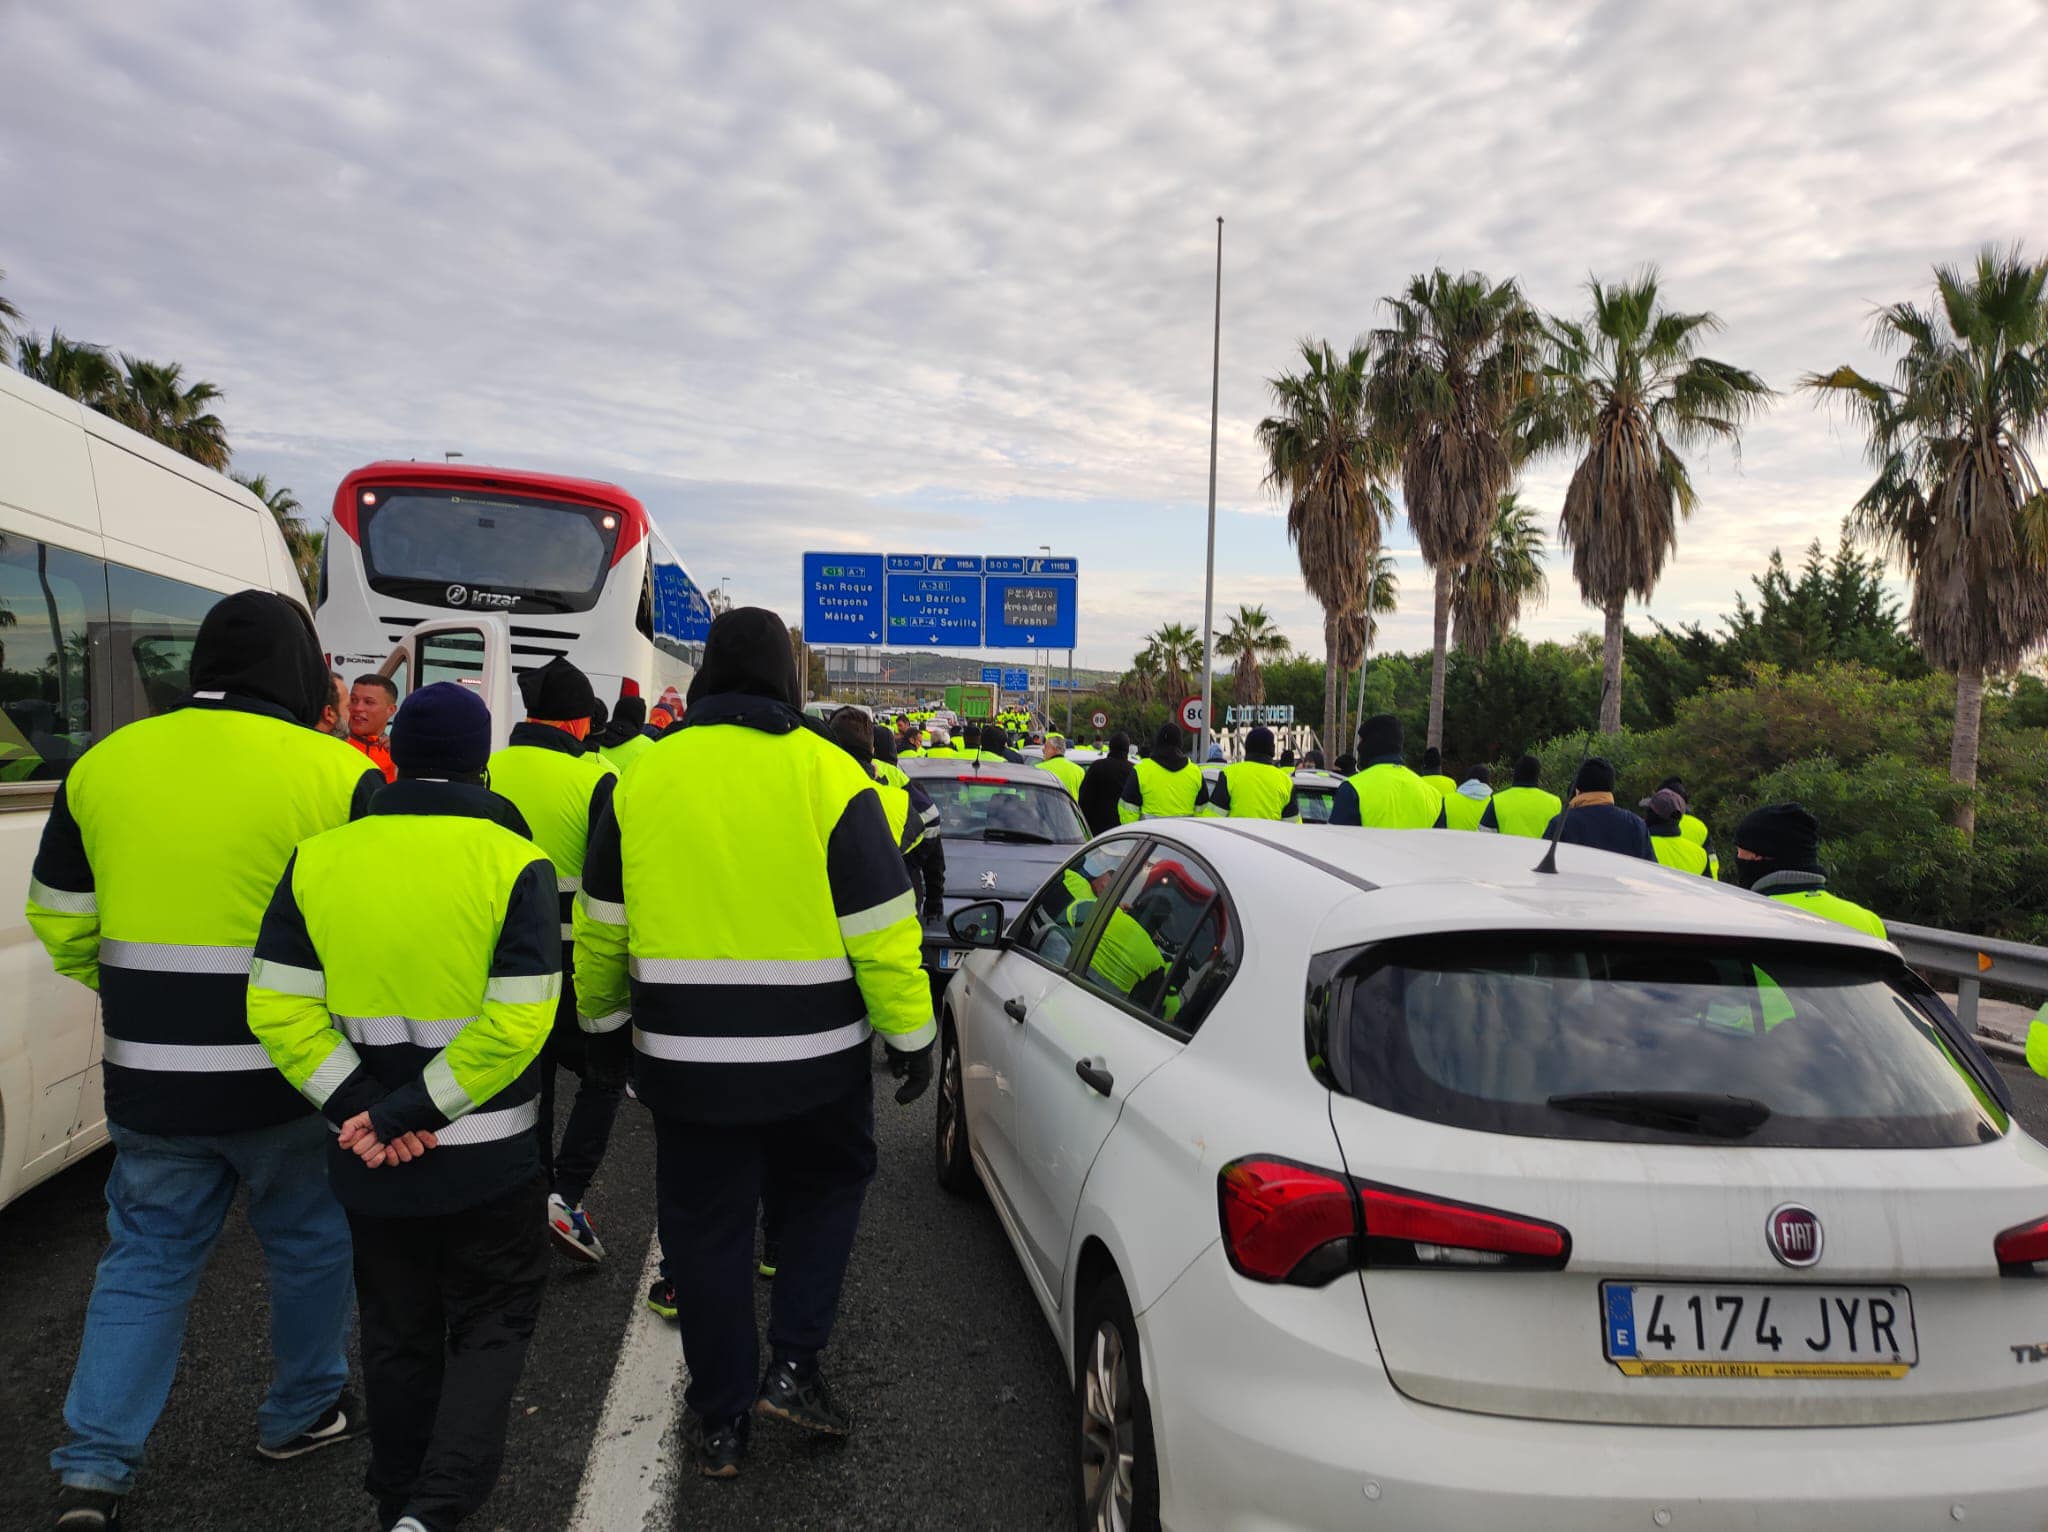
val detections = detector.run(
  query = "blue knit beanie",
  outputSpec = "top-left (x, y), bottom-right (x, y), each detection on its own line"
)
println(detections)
top-left (390, 682), bottom-right (492, 776)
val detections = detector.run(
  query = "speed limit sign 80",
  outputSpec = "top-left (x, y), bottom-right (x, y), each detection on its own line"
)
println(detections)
top-left (1178, 696), bottom-right (1205, 731)
top-left (1091, 710), bottom-right (1108, 730)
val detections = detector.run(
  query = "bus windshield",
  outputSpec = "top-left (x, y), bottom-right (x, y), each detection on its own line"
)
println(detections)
top-left (358, 486), bottom-right (622, 613)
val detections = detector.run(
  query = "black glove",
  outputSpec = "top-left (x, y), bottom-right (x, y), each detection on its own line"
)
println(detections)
top-left (887, 1040), bottom-right (935, 1104)
top-left (581, 1026), bottom-right (631, 1092)
top-left (921, 901), bottom-right (944, 927)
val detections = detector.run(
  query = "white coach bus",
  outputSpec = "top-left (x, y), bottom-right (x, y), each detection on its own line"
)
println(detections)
top-left (316, 460), bottom-right (708, 712)
top-left (0, 366), bottom-right (311, 1207)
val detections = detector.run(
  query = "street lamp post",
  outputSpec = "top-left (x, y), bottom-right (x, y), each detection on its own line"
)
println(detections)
top-left (1198, 216), bottom-right (1223, 762)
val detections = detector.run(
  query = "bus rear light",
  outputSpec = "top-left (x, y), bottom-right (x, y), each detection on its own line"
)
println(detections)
top-left (361, 490), bottom-right (377, 505)
top-left (619, 678), bottom-right (641, 697)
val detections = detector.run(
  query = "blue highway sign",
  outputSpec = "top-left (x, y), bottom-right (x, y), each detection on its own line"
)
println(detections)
top-left (984, 572), bottom-right (1078, 649)
top-left (887, 568), bottom-right (984, 646)
top-left (980, 665), bottom-right (1002, 683)
top-left (1002, 667), bottom-right (1031, 690)
top-left (801, 553), bottom-right (886, 644)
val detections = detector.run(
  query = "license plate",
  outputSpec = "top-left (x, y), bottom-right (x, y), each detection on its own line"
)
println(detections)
top-left (1601, 1282), bottom-right (1917, 1379)
top-left (935, 948), bottom-right (966, 971)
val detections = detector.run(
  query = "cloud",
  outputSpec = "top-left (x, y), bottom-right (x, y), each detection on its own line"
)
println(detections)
top-left (2, 0), bottom-right (2041, 667)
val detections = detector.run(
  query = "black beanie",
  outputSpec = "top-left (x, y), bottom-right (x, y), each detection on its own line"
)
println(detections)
top-left (1736, 803), bottom-right (1822, 872)
top-left (1422, 745), bottom-right (1442, 774)
top-left (1245, 725), bottom-right (1276, 759)
top-left (524, 658), bottom-right (596, 721)
top-left (1574, 756), bottom-right (1616, 795)
top-left (190, 590), bottom-right (329, 727)
top-left (1513, 753), bottom-right (1542, 787)
top-left (1357, 713), bottom-right (1404, 762)
top-left (391, 682), bottom-right (493, 776)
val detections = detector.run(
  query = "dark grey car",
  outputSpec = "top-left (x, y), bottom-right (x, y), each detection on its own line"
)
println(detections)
top-left (901, 758), bottom-right (1089, 982)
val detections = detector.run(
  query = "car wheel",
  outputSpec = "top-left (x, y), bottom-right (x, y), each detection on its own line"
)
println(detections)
top-left (934, 1017), bottom-right (978, 1195)
top-left (1073, 1269), bottom-right (1161, 1532)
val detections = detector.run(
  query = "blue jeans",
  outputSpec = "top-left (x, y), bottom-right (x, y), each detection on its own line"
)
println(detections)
top-left (51, 1115), bottom-right (354, 1494)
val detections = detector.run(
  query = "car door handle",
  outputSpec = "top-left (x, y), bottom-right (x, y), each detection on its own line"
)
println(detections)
top-left (1003, 997), bottom-right (1029, 1022)
top-left (1075, 1058), bottom-right (1114, 1097)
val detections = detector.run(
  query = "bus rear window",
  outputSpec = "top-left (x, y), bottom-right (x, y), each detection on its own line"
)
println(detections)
top-left (358, 488), bottom-right (620, 613)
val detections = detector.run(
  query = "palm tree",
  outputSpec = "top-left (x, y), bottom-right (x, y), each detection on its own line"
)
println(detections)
top-left (0, 269), bottom-right (20, 366)
top-left (1453, 490), bottom-right (1549, 657)
top-left (1804, 246), bottom-right (2048, 832)
top-left (1368, 269), bottom-right (1543, 750)
top-left (1524, 269), bottom-right (1772, 733)
top-left (1257, 339), bottom-right (1393, 747)
top-left (233, 473), bottom-right (320, 602)
top-left (1213, 605), bottom-right (1291, 709)
top-left (1121, 641), bottom-right (1165, 702)
top-left (1148, 621), bottom-right (1203, 703)
top-left (15, 329), bottom-right (122, 408)
top-left (1329, 551), bottom-right (1402, 748)
top-left (115, 355), bottom-right (231, 470)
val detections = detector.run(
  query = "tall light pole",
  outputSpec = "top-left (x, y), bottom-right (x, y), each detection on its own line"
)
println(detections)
top-left (1198, 216), bottom-right (1223, 761)
top-left (1038, 544), bottom-right (1053, 726)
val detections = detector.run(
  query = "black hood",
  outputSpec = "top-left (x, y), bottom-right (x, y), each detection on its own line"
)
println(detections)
top-left (190, 590), bottom-right (328, 727)
top-left (599, 694), bottom-right (647, 748)
top-left (687, 607), bottom-right (800, 710)
top-left (1151, 745), bottom-right (1190, 773)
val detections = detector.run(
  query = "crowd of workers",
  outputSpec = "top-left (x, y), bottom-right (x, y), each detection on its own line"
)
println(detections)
top-left (17, 606), bottom-right (2033, 1531)
top-left (25, 598), bottom-right (934, 1530)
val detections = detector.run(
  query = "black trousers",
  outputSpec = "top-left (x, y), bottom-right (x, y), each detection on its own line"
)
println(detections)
top-left (653, 1077), bottom-right (877, 1425)
top-left (348, 1177), bottom-right (549, 1532)
top-left (535, 949), bottom-right (622, 1206)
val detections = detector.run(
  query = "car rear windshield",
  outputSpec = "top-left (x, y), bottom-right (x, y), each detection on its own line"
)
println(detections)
top-left (919, 775), bottom-right (1088, 843)
top-left (1296, 785), bottom-right (1338, 823)
top-left (1314, 933), bottom-right (2004, 1149)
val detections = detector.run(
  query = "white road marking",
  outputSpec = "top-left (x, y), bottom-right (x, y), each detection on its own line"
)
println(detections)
top-left (567, 1232), bottom-right (685, 1532)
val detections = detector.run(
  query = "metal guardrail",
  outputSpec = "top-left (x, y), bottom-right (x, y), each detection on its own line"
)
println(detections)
top-left (1889, 920), bottom-right (2048, 1058)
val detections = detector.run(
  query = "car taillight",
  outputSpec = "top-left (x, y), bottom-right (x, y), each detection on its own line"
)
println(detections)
top-left (620, 678), bottom-right (641, 698)
top-left (1354, 1180), bottom-right (1570, 1271)
top-left (1994, 1214), bottom-right (2048, 1275)
top-left (1217, 1159), bottom-right (1572, 1285)
top-left (1217, 1158), bottom-right (1357, 1285)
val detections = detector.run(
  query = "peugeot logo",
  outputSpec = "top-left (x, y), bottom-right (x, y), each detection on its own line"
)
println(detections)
top-left (980, 871), bottom-right (999, 889)
top-left (1767, 1203), bottom-right (1823, 1268)
top-left (445, 583), bottom-right (468, 606)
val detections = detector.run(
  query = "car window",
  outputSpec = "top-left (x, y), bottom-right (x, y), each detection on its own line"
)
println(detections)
top-left (0, 537), bottom-right (106, 786)
top-left (1315, 933), bottom-right (2006, 1149)
top-left (1077, 845), bottom-right (1238, 1034)
top-left (1013, 840), bottom-right (1136, 969)
top-left (1296, 784), bottom-right (1338, 823)
top-left (920, 772), bottom-right (1088, 844)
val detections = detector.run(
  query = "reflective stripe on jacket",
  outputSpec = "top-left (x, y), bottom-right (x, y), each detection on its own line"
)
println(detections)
top-left (574, 692), bottom-right (934, 1124)
top-left (1330, 763), bottom-right (1446, 829)
top-left (1481, 786), bottom-right (1564, 838)
top-left (247, 779), bottom-right (560, 1216)
top-left (1207, 760), bottom-right (1297, 821)
top-left (25, 697), bottom-right (382, 1135)
top-left (1118, 757), bottom-right (1209, 823)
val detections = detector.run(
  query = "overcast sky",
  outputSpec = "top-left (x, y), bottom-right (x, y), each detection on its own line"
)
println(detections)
top-left (4, 1), bottom-right (2043, 668)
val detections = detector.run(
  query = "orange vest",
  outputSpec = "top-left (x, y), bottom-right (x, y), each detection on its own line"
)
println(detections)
top-left (349, 733), bottom-right (396, 783)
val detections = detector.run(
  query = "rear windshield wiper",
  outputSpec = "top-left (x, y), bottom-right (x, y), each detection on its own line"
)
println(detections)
top-left (1546, 1090), bottom-right (1773, 1139)
top-left (980, 828), bottom-right (1058, 844)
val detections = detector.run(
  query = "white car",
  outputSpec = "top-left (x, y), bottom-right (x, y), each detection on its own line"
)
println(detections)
top-left (933, 820), bottom-right (2048, 1531)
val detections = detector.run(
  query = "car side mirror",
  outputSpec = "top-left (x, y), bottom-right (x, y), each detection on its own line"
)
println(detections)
top-left (948, 900), bottom-right (1007, 948)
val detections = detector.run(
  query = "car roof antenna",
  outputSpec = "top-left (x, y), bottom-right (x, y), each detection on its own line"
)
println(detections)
top-left (1534, 675), bottom-right (1609, 877)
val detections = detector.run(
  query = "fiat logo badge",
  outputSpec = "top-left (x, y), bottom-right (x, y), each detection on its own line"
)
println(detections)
top-left (1767, 1203), bottom-right (1823, 1268)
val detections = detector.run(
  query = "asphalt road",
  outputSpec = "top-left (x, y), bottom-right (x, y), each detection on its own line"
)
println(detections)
top-left (4, 1058), bottom-right (2044, 1531)
top-left (0, 1059), bottom-right (1071, 1531)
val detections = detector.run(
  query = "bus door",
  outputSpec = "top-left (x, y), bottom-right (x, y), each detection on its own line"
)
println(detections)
top-left (374, 615), bottom-right (521, 753)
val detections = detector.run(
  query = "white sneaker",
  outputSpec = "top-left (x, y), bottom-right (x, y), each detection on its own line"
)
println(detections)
top-left (391, 1519), bottom-right (429, 1532)
top-left (547, 1192), bottom-right (606, 1262)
